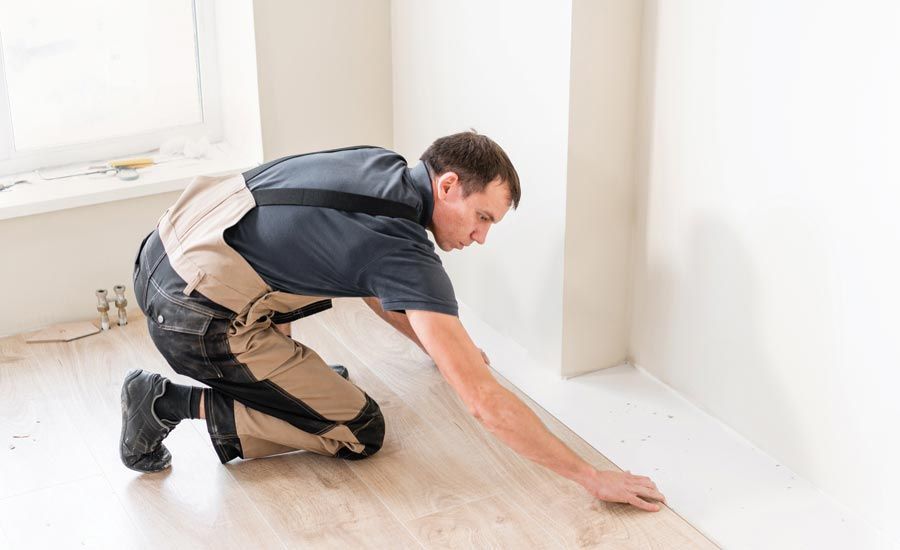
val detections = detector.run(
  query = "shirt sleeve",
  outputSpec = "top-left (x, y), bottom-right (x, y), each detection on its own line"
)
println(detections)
top-left (356, 244), bottom-right (458, 316)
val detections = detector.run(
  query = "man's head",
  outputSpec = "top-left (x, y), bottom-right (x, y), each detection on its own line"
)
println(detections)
top-left (421, 130), bottom-right (520, 252)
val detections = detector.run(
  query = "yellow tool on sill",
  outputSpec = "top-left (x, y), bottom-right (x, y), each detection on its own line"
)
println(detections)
top-left (100, 157), bottom-right (156, 180)
top-left (108, 157), bottom-right (155, 170)
top-left (38, 156), bottom-right (156, 181)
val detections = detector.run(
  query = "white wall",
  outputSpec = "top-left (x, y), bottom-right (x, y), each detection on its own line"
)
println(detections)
top-left (253, 0), bottom-right (393, 159)
top-left (561, 0), bottom-right (643, 377)
top-left (391, 0), bottom-right (573, 371)
top-left (0, 192), bottom-right (183, 337)
top-left (630, 0), bottom-right (900, 538)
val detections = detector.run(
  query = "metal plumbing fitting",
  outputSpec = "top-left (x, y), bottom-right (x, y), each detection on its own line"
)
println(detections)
top-left (96, 285), bottom-right (128, 330)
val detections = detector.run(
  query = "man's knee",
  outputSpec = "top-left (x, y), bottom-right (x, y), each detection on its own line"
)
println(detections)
top-left (338, 396), bottom-right (385, 460)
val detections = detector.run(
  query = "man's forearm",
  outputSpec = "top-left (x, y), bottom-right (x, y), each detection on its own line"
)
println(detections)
top-left (362, 297), bottom-right (427, 354)
top-left (477, 385), bottom-right (595, 484)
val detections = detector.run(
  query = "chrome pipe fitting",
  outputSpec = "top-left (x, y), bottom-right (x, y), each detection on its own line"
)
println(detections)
top-left (96, 285), bottom-right (128, 330)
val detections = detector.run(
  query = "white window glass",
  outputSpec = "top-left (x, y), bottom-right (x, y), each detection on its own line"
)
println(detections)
top-left (0, 0), bottom-right (202, 151)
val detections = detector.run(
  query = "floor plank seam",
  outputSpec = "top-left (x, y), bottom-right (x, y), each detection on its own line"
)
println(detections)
top-left (0, 471), bottom-right (105, 502)
top-left (501, 491), bottom-right (569, 548)
top-left (341, 460), bottom-right (427, 549)
top-left (181, 418), bottom-right (288, 549)
top-left (95, 466), bottom-right (155, 549)
top-left (659, 503), bottom-right (721, 548)
top-left (220, 464), bottom-right (289, 550)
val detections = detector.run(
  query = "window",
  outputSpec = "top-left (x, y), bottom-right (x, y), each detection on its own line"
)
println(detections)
top-left (0, 0), bottom-right (221, 176)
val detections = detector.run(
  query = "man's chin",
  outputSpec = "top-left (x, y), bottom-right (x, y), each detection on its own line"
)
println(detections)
top-left (436, 240), bottom-right (458, 252)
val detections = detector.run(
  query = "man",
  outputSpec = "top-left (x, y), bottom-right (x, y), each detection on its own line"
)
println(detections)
top-left (121, 131), bottom-right (666, 512)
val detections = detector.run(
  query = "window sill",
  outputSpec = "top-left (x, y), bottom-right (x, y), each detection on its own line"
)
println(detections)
top-left (0, 142), bottom-right (257, 221)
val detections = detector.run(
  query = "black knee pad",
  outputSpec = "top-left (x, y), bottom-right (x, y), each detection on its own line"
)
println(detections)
top-left (337, 396), bottom-right (385, 460)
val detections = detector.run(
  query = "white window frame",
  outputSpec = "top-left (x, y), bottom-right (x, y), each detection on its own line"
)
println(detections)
top-left (0, 0), bottom-right (222, 177)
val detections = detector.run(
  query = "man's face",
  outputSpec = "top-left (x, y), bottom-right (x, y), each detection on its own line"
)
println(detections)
top-left (429, 173), bottom-right (511, 252)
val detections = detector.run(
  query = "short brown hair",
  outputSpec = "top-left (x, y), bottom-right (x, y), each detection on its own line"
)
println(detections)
top-left (420, 130), bottom-right (520, 209)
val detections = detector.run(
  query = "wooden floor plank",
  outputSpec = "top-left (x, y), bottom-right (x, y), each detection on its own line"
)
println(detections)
top-left (406, 494), bottom-right (564, 549)
top-left (0, 335), bottom-right (103, 500)
top-left (226, 452), bottom-right (422, 549)
top-left (0, 475), bottom-right (147, 549)
top-left (19, 320), bottom-right (285, 550)
top-left (297, 308), bottom-right (501, 523)
top-left (0, 300), bottom-right (717, 549)
top-left (308, 299), bottom-right (440, 398)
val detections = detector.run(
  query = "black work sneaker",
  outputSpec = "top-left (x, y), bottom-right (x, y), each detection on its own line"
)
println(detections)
top-left (119, 369), bottom-right (178, 473)
top-left (329, 364), bottom-right (349, 380)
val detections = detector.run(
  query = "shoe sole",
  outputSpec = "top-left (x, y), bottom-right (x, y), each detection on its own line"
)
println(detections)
top-left (120, 369), bottom-right (171, 473)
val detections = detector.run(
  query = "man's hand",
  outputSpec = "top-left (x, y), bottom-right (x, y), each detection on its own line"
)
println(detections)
top-left (579, 469), bottom-right (666, 512)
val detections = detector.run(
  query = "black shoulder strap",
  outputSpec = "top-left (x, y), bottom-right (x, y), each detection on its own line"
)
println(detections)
top-left (251, 188), bottom-right (420, 224)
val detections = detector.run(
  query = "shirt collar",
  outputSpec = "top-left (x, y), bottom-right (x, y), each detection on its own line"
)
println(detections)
top-left (409, 161), bottom-right (435, 227)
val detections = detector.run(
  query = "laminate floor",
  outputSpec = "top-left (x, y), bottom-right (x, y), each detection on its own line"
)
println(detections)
top-left (0, 298), bottom-right (717, 549)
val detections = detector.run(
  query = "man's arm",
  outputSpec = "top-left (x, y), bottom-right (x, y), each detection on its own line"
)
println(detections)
top-left (362, 297), bottom-right (493, 365)
top-left (406, 308), bottom-right (666, 512)
top-left (362, 297), bottom-right (428, 354)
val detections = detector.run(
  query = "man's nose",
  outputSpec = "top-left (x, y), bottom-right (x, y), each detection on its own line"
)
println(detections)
top-left (472, 226), bottom-right (489, 245)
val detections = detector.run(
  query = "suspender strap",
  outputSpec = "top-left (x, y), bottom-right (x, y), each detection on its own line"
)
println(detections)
top-left (251, 188), bottom-right (420, 224)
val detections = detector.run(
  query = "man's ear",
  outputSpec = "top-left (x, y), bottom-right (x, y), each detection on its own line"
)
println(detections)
top-left (437, 171), bottom-right (459, 198)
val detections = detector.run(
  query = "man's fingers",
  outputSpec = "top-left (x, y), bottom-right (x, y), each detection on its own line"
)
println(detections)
top-left (631, 476), bottom-right (656, 489)
top-left (634, 485), bottom-right (666, 503)
top-left (626, 473), bottom-right (660, 492)
top-left (628, 495), bottom-right (661, 512)
top-left (636, 477), bottom-right (661, 493)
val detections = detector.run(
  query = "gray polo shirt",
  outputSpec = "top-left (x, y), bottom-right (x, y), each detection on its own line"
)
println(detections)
top-left (224, 146), bottom-right (458, 316)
